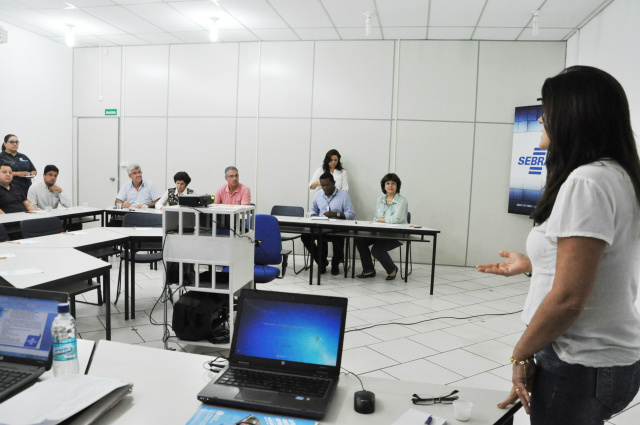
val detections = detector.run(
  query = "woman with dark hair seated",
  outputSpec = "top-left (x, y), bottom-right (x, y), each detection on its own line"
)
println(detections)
top-left (356, 173), bottom-right (408, 280)
top-left (309, 149), bottom-right (349, 193)
top-left (155, 171), bottom-right (194, 209)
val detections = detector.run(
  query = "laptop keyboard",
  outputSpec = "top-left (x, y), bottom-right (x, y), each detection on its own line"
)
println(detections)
top-left (0, 367), bottom-right (31, 391)
top-left (217, 368), bottom-right (330, 398)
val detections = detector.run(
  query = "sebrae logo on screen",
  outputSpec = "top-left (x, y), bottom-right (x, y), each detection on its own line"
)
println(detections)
top-left (518, 147), bottom-right (546, 175)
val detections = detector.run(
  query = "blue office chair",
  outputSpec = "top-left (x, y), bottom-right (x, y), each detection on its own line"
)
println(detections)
top-left (221, 214), bottom-right (289, 284)
top-left (20, 217), bottom-right (64, 238)
top-left (0, 223), bottom-right (9, 242)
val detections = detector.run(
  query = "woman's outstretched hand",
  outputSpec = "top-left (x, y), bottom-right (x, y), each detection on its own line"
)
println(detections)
top-left (476, 251), bottom-right (532, 277)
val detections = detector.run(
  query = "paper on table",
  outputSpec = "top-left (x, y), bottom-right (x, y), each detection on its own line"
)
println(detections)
top-left (0, 268), bottom-right (43, 276)
top-left (64, 231), bottom-right (89, 236)
top-left (131, 227), bottom-right (152, 231)
top-left (0, 374), bottom-right (132, 425)
top-left (310, 216), bottom-right (329, 220)
top-left (391, 408), bottom-right (447, 425)
top-left (7, 240), bottom-right (39, 244)
top-left (0, 253), bottom-right (17, 258)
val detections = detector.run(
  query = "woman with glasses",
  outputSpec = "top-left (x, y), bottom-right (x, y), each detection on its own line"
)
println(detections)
top-left (477, 66), bottom-right (640, 425)
top-left (1, 134), bottom-right (37, 195)
top-left (309, 149), bottom-right (349, 193)
top-left (156, 171), bottom-right (194, 209)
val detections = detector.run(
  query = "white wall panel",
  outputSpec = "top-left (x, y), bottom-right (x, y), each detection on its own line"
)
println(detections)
top-left (476, 42), bottom-right (565, 124)
top-left (466, 123), bottom-right (531, 266)
top-left (259, 42), bottom-right (314, 118)
top-left (310, 119), bottom-right (391, 220)
top-left (236, 118), bottom-right (258, 201)
top-left (73, 47), bottom-right (122, 118)
top-left (166, 118), bottom-right (236, 196)
top-left (396, 121), bottom-right (475, 266)
top-left (398, 41), bottom-right (479, 122)
top-left (313, 41), bottom-right (395, 119)
top-left (237, 43), bottom-right (260, 117)
top-left (124, 45), bottom-right (169, 117)
top-left (168, 44), bottom-right (239, 117)
top-left (121, 117), bottom-right (167, 194)
top-left (0, 23), bottom-right (73, 198)
top-left (255, 118), bottom-right (311, 215)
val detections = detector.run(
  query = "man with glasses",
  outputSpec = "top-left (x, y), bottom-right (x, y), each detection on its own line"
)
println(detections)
top-left (115, 164), bottom-right (161, 209)
top-left (27, 164), bottom-right (71, 209)
top-left (214, 166), bottom-right (251, 205)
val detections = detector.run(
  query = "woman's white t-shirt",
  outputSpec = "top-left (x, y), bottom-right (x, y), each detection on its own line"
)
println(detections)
top-left (524, 160), bottom-right (640, 367)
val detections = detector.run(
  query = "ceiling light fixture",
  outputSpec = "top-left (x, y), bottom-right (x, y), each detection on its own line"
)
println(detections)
top-left (532, 11), bottom-right (540, 37)
top-left (65, 25), bottom-right (75, 47)
top-left (364, 12), bottom-right (371, 37)
top-left (210, 18), bottom-right (219, 42)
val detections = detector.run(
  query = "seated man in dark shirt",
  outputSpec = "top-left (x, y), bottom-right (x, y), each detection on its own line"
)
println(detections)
top-left (0, 164), bottom-right (37, 214)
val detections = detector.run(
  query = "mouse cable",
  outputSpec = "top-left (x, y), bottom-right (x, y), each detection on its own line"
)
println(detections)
top-left (341, 367), bottom-right (366, 392)
top-left (344, 310), bottom-right (523, 333)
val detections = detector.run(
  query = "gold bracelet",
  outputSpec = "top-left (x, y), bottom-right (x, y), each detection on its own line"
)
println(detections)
top-left (509, 356), bottom-right (534, 365)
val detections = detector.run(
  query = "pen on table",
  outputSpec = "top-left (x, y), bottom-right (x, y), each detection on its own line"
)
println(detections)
top-left (425, 415), bottom-right (432, 425)
top-left (6, 241), bottom-right (20, 244)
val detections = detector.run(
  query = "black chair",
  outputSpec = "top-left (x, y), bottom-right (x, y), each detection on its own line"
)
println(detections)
top-left (0, 223), bottom-right (9, 242)
top-left (20, 217), bottom-right (101, 315)
top-left (114, 213), bottom-right (164, 305)
top-left (20, 217), bottom-right (64, 238)
top-left (270, 205), bottom-right (309, 274)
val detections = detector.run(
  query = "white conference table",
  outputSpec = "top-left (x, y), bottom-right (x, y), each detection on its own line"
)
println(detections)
top-left (275, 216), bottom-right (440, 292)
top-left (0, 247), bottom-right (113, 339)
top-left (86, 340), bottom-right (520, 425)
top-left (0, 206), bottom-right (104, 233)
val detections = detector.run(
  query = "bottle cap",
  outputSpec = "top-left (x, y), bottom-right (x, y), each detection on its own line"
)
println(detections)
top-left (57, 303), bottom-right (70, 314)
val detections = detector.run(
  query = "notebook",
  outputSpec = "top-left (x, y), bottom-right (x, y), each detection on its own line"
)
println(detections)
top-left (392, 408), bottom-right (447, 425)
top-left (0, 286), bottom-right (68, 402)
top-left (197, 289), bottom-right (348, 420)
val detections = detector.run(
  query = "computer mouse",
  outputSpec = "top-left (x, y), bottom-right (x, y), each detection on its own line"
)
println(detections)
top-left (354, 390), bottom-right (375, 414)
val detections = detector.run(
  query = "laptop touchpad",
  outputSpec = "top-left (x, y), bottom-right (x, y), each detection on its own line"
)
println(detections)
top-left (236, 388), bottom-right (278, 404)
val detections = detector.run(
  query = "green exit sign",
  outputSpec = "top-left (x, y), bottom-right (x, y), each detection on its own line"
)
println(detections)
top-left (105, 109), bottom-right (117, 116)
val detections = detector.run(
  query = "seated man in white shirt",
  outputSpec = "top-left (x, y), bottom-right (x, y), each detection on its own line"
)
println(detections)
top-left (27, 164), bottom-right (71, 209)
top-left (115, 163), bottom-right (161, 209)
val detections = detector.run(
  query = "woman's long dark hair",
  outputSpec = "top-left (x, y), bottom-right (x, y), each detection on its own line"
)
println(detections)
top-left (322, 149), bottom-right (343, 172)
top-left (531, 66), bottom-right (640, 225)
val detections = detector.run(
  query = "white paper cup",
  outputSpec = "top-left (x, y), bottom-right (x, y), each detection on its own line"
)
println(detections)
top-left (82, 202), bottom-right (89, 208)
top-left (453, 400), bottom-right (473, 421)
top-left (45, 206), bottom-right (52, 214)
top-left (115, 204), bottom-right (122, 210)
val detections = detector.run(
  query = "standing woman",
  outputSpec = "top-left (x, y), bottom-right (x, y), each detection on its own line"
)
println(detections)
top-left (156, 171), bottom-right (194, 209)
top-left (477, 66), bottom-right (640, 425)
top-left (309, 149), bottom-right (349, 193)
top-left (1, 134), bottom-right (37, 195)
top-left (356, 173), bottom-right (408, 280)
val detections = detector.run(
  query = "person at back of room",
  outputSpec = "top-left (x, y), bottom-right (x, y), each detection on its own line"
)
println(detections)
top-left (309, 149), bottom-right (349, 193)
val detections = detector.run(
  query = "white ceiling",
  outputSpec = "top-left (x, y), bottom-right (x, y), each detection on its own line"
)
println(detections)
top-left (0, 0), bottom-right (614, 47)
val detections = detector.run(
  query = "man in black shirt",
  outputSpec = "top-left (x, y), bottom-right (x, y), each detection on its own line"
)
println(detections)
top-left (0, 164), bottom-right (37, 214)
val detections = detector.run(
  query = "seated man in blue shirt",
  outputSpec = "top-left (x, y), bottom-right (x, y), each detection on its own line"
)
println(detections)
top-left (301, 172), bottom-right (355, 275)
top-left (115, 163), bottom-right (161, 209)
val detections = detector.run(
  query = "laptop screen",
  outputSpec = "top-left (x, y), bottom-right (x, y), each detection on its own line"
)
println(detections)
top-left (0, 294), bottom-right (59, 362)
top-left (233, 298), bottom-right (344, 367)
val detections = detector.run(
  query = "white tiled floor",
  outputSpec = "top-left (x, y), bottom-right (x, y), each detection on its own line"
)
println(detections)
top-left (75, 256), bottom-right (640, 425)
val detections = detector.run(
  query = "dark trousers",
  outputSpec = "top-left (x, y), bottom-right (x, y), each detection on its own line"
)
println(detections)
top-left (530, 344), bottom-right (640, 425)
top-left (300, 234), bottom-right (345, 267)
top-left (355, 237), bottom-right (402, 274)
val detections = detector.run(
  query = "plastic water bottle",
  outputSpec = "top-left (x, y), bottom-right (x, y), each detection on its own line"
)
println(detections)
top-left (51, 303), bottom-right (79, 377)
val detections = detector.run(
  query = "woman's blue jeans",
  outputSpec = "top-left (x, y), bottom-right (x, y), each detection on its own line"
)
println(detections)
top-left (530, 344), bottom-right (640, 425)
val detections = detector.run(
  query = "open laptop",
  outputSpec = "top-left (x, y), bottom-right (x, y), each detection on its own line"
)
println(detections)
top-left (197, 289), bottom-right (348, 420)
top-left (0, 286), bottom-right (68, 402)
